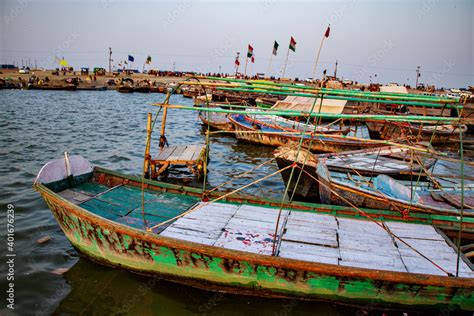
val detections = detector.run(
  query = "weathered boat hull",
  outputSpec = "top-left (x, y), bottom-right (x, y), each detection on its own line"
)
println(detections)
top-left (118, 85), bottom-right (134, 93)
top-left (35, 168), bottom-right (474, 311)
top-left (366, 121), bottom-right (466, 145)
top-left (28, 84), bottom-right (77, 91)
top-left (229, 115), bottom-right (383, 153)
top-left (275, 153), bottom-right (473, 220)
top-left (198, 111), bottom-right (233, 131)
top-left (134, 86), bottom-right (151, 93)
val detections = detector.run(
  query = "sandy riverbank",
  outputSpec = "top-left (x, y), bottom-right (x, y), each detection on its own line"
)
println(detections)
top-left (0, 69), bottom-right (184, 87)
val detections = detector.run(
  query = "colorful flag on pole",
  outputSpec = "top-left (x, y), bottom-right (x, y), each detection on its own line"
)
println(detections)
top-left (247, 45), bottom-right (254, 58)
top-left (146, 55), bottom-right (152, 64)
top-left (325, 25), bottom-right (331, 38)
top-left (289, 37), bottom-right (296, 52)
top-left (59, 58), bottom-right (68, 67)
top-left (251, 56), bottom-right (255, 63)
top-left (235, 57), bottom-right (240, 66)
top-left (272, 41), bottom-right (279, 56)
top-left (128, 55), bottom-right (134, 62)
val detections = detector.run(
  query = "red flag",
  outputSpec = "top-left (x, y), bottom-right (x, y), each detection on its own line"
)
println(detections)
top-left (247, 44), bottom-right (254, 58)
top-left (289, 36), bottom-right (296, 52)
top-left (251, 56), bottom-right (254, 63)
top-left (235, 58), bottom-right (240, 66)
top-left (325, 25), bottom-right (330, 38)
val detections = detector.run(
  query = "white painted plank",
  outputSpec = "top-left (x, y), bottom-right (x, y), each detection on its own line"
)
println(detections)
top-left (160, 230), bottom-right (216, 245)
top-left (279, 251), bottom-right (339, 265)
top-left (163, 226), bottom-right (221, 240)
top-left (339, 260), bottom-right (407, 273)
top-left (214, 228), bottom-right (274, 255)
top-left (279, 241), bottom-right (340, 258)
top-left (226, 217), bottom-right (282, 231)
top-left (282, 232), bottom-right (338, 248)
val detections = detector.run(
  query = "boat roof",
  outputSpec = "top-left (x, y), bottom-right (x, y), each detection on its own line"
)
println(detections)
top-left (271, 96), bottom-right (347, 113)
top-left (380, 85), bottom-right (408, 94)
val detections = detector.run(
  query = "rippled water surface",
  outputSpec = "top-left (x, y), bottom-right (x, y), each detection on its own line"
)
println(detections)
top-left (0, 90), bottom-right (469, 315)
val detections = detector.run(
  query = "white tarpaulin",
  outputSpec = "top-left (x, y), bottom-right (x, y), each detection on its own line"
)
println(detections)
top-left (271, 96), bottom-right (347, 114)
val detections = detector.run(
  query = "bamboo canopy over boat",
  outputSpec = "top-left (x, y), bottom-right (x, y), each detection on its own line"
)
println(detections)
top-left (271, 96), bottom-right (347, 114)
top-left (185, 76), bottom-right (462, 107)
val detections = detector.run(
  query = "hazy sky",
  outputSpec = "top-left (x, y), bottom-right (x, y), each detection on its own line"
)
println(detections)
top-left (1, 0), bottom-right (472, 87)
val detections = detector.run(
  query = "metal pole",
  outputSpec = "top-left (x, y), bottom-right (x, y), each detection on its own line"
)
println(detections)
top-left (234, 52), bottom-right (240, 76)
top-left (244, 56), bottom-right (248, 77)
top-left (334, 60), bottom-right (338, 78)
top-left (267, 53), bottom-right (273, 78)
top-left (415, 66), bottom-right (420, 89)
top-left (109, 47), bottom-right (112, 74)
top-left (282, 47), bottom-right (290, 78)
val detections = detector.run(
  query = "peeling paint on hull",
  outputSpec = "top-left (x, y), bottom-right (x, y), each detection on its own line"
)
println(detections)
top-left (35, 183), bottom-right (474, 312)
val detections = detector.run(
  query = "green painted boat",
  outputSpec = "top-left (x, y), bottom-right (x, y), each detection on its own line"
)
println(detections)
top-left (34, 155), bottom-right (474, 311)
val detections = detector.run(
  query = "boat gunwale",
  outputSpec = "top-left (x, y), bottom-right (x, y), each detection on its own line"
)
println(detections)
top-left (33, 168), bottom-right (474, 289)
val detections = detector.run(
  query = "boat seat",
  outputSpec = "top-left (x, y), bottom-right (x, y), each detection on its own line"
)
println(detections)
top-left (373, 175), bottom-right (420, 203)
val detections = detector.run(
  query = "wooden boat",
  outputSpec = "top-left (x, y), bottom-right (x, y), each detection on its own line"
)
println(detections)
top-left (255, 97), bottom-right (279, 108)
top-left (118, 85), bottom-right (134, 93)
top-left (28, 84), bottom-right (77, 91)
top-left (76, 85), bottom-right (107, 91)
top-left (271, 96), bottom-right (347, 115)
top-left (275, 145), bottom-right (437, 179)
top-left (34, 155), bottom-right (474, 311)
top-left (366, 121), bottom-right (467, 145)
top-left (134, 86), bottom-right (151, 93)
top-left (274, 146), bottom-right (474, 217)
top-left (228, 114), bottom-right (384, 153)
top-left (182, 88), bottom-right (201, 98)
top-left (198, 111), bottom-right (233, 131)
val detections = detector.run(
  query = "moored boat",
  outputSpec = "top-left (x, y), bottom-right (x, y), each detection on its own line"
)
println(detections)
top-left (229, 114), bottom-right (383, 153)
top-left (76, 85), bottom-right (107, 91)
top-left (274, 146), bottom-right (474, 217)
top-left (34, 155), bottom-right (474, 311)
top-left (118, 85), bottom-right (134, 93)
top-left (366, 120), bottom-right (467, 145)
top-left (198, 111), bottom-right (233, 131)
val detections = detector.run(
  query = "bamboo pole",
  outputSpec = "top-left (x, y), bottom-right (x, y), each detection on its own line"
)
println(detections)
top-left (187, 76), bottom-right (459, 103)
top-left (152, 103), bottom-right (465, 123)
top-left (216, 86), bottom-right (462, 108)
top-left (144, 112), bottom-right (152, 177)
top-left (312, 29), bottom-right (327, 81)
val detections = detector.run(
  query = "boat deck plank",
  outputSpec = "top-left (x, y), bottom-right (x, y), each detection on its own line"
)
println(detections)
top-left (154, 202), bottom-right (473, 277)
top-left (150, 144), bottom-right (206, 178)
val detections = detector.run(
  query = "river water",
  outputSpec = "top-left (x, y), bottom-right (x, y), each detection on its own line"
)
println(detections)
top-left (0, 90), bottom-right (469, 315)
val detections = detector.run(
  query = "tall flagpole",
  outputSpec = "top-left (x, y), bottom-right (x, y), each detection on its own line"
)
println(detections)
top-left (267, 54), bottom-right (273, 78)
top-left (244, 56), bottom-right (249, 77)
top-left (234, 52), bottom-right (240, 76)
top-left (312, 24), bottom-right (330, 82)
top-left (282, 46), bottom-right (290, 78)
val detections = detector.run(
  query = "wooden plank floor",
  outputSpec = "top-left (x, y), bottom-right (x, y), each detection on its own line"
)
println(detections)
top-left (154, 144), bottom-right (205, 163)
top-left (159, 202), bottom-right (474, 277)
